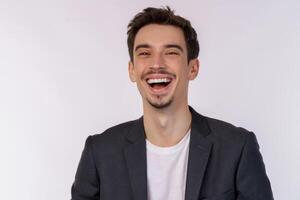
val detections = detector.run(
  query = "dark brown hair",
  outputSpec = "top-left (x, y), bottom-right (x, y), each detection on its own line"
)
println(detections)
top-left (127, 6), bottom-right (200, 63)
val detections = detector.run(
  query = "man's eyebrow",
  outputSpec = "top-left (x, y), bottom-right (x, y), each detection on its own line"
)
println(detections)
top-left (134, 44), bottom-right (184, 52)
top-left (135, 44), bottom-right (151, 52)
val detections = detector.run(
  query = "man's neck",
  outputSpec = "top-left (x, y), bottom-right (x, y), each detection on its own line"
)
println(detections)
top-left (143, 103), bottom-right (192, 147)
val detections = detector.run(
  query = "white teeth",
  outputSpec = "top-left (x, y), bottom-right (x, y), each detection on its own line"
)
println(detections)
top-left (147, 78), bottom-right (171, 84)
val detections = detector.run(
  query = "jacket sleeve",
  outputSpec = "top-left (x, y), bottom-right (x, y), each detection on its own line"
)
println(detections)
top-left (236, 132), bottom-right (274, 200)
top-left (71, 136), bottom-right (100, 200)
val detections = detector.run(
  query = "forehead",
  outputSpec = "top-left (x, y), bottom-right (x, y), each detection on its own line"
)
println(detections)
top-left (134, 24), bottom-right (186, 50)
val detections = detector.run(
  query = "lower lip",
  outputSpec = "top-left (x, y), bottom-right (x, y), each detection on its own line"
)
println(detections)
top-left (147, 81), bottom-right (173, 96)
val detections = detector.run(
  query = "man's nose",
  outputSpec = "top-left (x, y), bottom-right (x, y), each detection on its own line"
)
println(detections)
top-left (151, 54), bottom-right (165, 69)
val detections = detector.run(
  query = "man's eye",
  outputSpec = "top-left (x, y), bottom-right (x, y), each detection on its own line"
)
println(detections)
top-left (166, 51), bottom-right (179, 55)
top-left (138, 52), bottom-right (150, 56)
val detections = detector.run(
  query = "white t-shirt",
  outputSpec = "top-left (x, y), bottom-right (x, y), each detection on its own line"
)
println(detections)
top-left (146, 130), bottom-right (191, 200)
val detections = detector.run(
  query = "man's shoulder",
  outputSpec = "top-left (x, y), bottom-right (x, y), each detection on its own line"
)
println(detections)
top-left (191, 106), bottom-right (252, 138)
top-left (203, 115), bottom-right (254, 144)
top-left (206, 116), bottom-right (250, 134)
top-left (89, 118), bottom-right (140, 143)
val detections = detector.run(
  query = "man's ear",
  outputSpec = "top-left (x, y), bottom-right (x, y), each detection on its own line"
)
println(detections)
top-left (188, 58), bottom-right (200, 80)
top-left (128, 61), bottom-right (136, 82)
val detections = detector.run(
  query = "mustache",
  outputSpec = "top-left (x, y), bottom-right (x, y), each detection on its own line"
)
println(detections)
top-left (141, 68), bottom-right (176, 80)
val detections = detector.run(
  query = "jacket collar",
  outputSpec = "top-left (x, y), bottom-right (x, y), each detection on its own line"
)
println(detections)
top-left (124, 106), bottom-right (212, 200)
top-left (185, 106), bottom-right (212, 200)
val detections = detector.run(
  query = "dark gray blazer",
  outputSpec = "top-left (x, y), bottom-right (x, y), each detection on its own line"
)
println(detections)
top-left (71, 107), bottom-right (273, 200)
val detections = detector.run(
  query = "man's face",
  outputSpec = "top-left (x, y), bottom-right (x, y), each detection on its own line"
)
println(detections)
top-left (128, 24), bottom-right (199, 109)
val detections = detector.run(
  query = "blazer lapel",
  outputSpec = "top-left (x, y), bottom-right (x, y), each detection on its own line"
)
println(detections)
top-left (185, 107), bottom-right (212, 200)
top-left (123, 107), bottom-right (212, 200)
top-left (123, 117), bottom-right (148, 200)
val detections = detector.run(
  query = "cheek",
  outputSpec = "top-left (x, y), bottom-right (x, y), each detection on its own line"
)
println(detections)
top-left (171, 61), bottom-right (190, 77)
top-left (134, 58), bottom-right (152, 66)
top-left (133, 59), bottom-right (146, 69)
top-left (131, 63), bottom-right (142, 77)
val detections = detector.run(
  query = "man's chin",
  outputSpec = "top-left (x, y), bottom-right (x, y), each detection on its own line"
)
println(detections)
top-left (147, 98), bottom-right (173, 109)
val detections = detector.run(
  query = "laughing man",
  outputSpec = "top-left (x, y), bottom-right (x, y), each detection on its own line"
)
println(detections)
top-left (71, 6), bottom-right (273, 200)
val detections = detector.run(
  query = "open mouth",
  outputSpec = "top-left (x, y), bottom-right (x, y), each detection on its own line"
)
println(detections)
top-left (146, 78), bottom-right (172, 90)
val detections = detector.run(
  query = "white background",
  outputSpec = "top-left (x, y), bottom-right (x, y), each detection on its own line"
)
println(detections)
top-left (0, 0), bottom-right (299, 199)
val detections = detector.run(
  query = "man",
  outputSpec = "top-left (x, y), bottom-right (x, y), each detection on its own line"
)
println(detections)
top-left (71, 6), bottom-right (273, 200)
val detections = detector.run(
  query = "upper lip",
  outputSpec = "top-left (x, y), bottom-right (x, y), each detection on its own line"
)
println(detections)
top-left (144, 74), bottom-right (175, 81)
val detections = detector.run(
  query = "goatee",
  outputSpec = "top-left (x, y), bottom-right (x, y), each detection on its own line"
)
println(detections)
top-left (147, 98), bottom-right (173, 109)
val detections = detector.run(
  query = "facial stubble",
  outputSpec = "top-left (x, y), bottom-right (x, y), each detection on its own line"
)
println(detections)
top-left (146, 94), bottom-right (174, 109)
